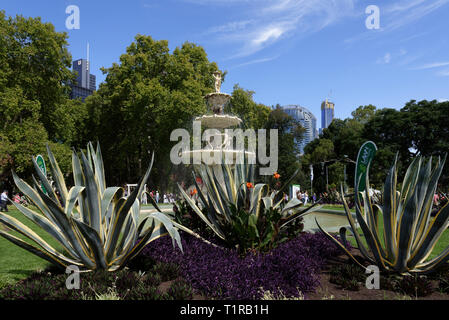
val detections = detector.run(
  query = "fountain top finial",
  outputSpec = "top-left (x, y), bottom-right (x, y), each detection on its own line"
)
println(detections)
top-left (213, 71), bottom-right (222, 93)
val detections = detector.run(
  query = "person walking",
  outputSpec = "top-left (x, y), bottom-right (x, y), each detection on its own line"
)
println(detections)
top-left (0, 190), bottom-right (9, 212)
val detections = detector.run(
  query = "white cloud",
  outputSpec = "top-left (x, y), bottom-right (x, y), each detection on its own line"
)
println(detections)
top-left (411, 61), bottom-right (449, 70)
top-left (385, 0), bottom-right (449, 32)
top-left (437, 70), bottom-right (449, 77)
top-left (345, 0), bottom-right (449, 43)
top-left (377, 49), bottom-right (407, 64)
top-left (232, 56), bottom-right (278, 68)
top-left (202, 0), bottom-right (357, 58)
top-left (377, 52), bottom-right (392, 64)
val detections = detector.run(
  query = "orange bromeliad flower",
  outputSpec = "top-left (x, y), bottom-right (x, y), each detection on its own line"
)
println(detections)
top-left (246, 182), bottom-right (254, 189)
top-left (190, 188), bottom-right (198, 196)
top-left (273, 172), bottom-right (281, 179)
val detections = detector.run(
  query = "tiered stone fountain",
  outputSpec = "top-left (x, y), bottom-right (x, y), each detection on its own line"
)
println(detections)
top-left (183, 71), bottom-right (255, 185)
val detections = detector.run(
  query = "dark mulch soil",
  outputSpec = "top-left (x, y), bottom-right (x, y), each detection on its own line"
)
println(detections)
top-left (307, 248), bottom-right (449, 300)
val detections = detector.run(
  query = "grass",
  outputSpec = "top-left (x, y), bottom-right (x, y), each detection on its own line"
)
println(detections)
top-left (0, 203), bottom-right (169, 289)
top-left (0, 206), bottom-right (62, 289)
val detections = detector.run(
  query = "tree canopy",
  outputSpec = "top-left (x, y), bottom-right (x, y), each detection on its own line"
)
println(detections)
top-left (84, 36), bottom-right (221, 192)
top-left (0, 11), bottom-right (78, 186)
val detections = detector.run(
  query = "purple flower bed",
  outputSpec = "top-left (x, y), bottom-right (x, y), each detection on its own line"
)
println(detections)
top-left (141, 232), bottom-right (344, 300)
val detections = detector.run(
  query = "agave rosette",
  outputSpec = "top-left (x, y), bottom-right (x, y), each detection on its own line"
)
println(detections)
top-left (176, 156), bottom-right (322, 242)
top-left (0, 142), bottom-right (181, 271)
top-left (318, 153), bottom-right (449, 274)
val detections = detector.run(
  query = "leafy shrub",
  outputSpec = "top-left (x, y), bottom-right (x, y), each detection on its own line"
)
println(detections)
top-left (166, 279), bottom-right (194, 300)
top-left (151, 262), bottom-right (180, 282)
top-left (0, 264), bottom-right (186, 300)
top-left (141, 231), bottom-right (344, 300)
top-left (329, 263), bottom-right (366, 291)
top-left (395, 275), bottom-right (433, 297)
top-left (173, 199), bottom-right (217, 240)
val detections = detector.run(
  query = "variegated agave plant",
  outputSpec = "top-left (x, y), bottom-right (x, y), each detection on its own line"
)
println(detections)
top-left (318, 154), bottom-right (449, 274)
top-left (175, 158), bottom-right (322, 245)
top-left (0, 143), bottom-right (181, 271)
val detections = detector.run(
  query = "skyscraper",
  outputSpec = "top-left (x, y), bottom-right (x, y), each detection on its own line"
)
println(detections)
top-left (321, 99), bottom-right (335, 131)
top-left (282, 105), bottom-right (318, 155)
top-left (70, 58), bottom-right (96, 101)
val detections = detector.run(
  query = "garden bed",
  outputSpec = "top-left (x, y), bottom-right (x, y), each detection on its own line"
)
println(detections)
top-left (2, 231), bottom-right (449, 300)
top-left (307, 248), bottom-right (449, 300)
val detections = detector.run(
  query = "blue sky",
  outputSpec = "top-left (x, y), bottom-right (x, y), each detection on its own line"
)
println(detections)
top-left (2, 0), bottom-right (449, 122)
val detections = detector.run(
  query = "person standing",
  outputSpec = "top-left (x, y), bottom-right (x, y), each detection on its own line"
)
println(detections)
top-left (156, 191), bottom-right (160, 203)
top-left (0, 190), bottom-right (9, 212)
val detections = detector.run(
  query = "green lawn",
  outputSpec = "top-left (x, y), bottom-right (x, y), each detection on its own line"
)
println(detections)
top-left (0, 206), bottom-right (62, 289)
top-left (0, 204), bottom-right (170, 289)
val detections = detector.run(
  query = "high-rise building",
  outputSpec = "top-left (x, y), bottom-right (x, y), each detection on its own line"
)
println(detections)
top-left (70, 58), bottom-right (96, 100)
top-left (282, 105), bottom-right (319, 155)
top-left (321, 99), bottom-right (335, 131)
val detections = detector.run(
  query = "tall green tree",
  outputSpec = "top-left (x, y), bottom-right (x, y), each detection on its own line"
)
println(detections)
top-left (85, 36), bottom-right (220, 193)
top-left (0, 12), bottom-right (76, 185)
top-left (230, 84), bottom-right (271, 129)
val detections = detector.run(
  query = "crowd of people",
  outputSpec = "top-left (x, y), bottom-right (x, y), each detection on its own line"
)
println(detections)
top-left (148, 190), bottom-right (177, 204)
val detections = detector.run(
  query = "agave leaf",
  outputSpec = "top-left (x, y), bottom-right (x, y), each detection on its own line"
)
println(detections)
top-left (105, 154), bottom-right (154, 261)
top-left (12, 171), bottom-right (61, 228)
top-left (80, 151), bottom-right (102, 236)
top-left (394, 187), bottom-right (418, 272)
top-left (412, 155), bottom-right (446, 252)
top-left (90, 142), bottom-right (106, 195)
top-left (382, 154), bottom-right (398, 261)
top-left (315, 219), bottom-right (367, 270)
top-left (71, 218), bottom-right (107, 269)
top-left (101, 187), bottom-right (122, 225)
top-left (408, 201), bottom-right (449, 267)
top-left (0, 230), bottom-right (76, 269)
top-left (0, 212), bottom-right (81, 266)
top-left (46, 144), bottom-right (69, 208)
top-left (340, 184), bottom-right (373, 261)
top-left (354, 198), bottom-right (387, 270)
top-left (65, 186), bottom-right (85, 217)
top-left (115, 200), bottom-right (140, 257)
top-left (250, 184), bottom-right (268, 217)
top-left (221, 163), bottom-right (237, 201)
top-left (178, 184), bottom-right (224, 239)
top-left (362, 171), bottom-right (387, 260)
top-left (10, 200), bottom-right (80, 260)
top-left (72, 150), bottom-right (88, 224)
top-left (262, 197), bottom-right (273, 211)
top-left (33, 179), bottom-right (96, 268)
